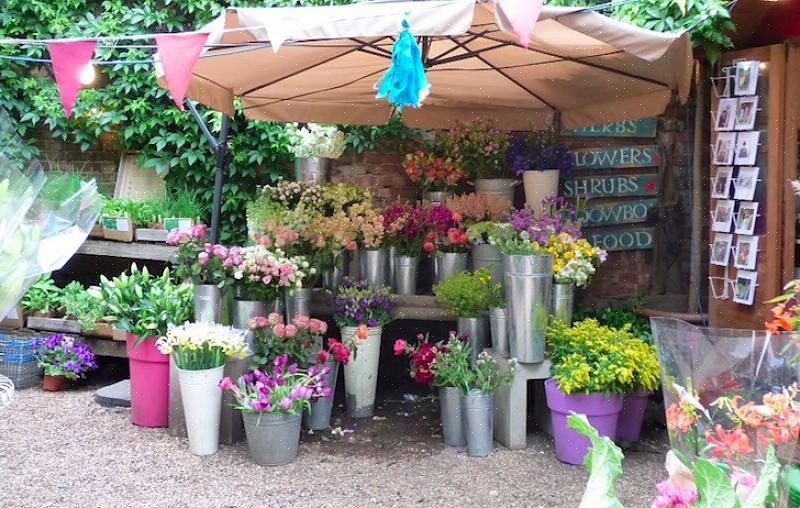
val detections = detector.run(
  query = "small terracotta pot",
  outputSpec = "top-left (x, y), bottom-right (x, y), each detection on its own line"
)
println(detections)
top-left (42, 374), bottom-right (67, 392)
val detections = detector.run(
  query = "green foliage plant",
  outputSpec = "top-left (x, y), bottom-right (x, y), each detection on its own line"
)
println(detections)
top-left (433, 267), bottom-right (493, 318)
top-left (450, 350), bottom-right (515, 396)
top-left (574, 298), bottom-right (653, 344)
top-left (20, 273), bottom-right (61, 316)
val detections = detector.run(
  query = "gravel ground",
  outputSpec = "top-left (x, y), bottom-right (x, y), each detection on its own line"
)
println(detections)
top-left (0, 386), bottom-right (667, 508)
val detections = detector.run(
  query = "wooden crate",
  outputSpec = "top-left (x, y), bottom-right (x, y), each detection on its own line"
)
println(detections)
top-left (89, 321), bottom-right (114, 339)
top-left (27, 316), bottom-right (82, 334)
top-left (111, 326), bottom-right (128, 342)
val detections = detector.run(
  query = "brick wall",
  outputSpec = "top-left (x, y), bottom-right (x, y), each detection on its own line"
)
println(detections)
top-left (332, 150), bottom-right (416, 207)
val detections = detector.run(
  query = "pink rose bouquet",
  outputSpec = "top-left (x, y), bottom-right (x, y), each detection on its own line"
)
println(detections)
top-left (248, 312), bottom-right (330, 368)
top-left (167, 223), bottom-right (238, 287)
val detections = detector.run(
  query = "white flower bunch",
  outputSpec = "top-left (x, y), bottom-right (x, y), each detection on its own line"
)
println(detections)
top-left (157, 322), bottom-right (249, 370)
top-left (287, 123), bottom-right (347, 159)
top-left (555, 257), bottom-right (596, 288)
top-left (233, 246), bottom-right (311, 294)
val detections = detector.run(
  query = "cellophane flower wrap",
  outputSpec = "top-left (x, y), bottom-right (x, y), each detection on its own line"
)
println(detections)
top-left (441, 118), bottom-right (510, 180)
top-left (334, 278), bottom-right (397, 330)
top-left (506, 130), bottom-right (574, 177)
top-left (650, 317), bottom-right (800, 504)
top-left (219, 353), bottom-right (331, 416)
top-left (383, 201), bottom-right (430, 256)
top-left (232, 246), bottom-right (307, 301)
top-left (287, 123), bottom-right (346, 159)
top-left (167, 224), bottom-right (237, 287)
top-left (248, 312), bottom-right (329, 369)
top-left (34, 333), bottom-right (97, 380)
top-left (544, 232), bottom-right (607, 288)
top-left (403, 150), bottom-right (465, 192)
top-left (156, 322), bottom-right (249, 370)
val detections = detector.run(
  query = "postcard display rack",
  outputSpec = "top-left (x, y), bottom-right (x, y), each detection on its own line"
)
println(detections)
top-left (708, 45), bottom-right (797, 329)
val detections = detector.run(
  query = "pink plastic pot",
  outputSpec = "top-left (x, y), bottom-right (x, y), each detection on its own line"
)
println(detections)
top-left (544, 378), bottom-right (623, 465)
top-left (126, 333), bottom-right (170, 428)
top-left (616, 390), bottom-right (650, 443)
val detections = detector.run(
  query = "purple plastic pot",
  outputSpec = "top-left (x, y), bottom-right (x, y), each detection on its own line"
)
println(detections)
top-left (616, 390), bottom-right (650, 443)
top-left (544, 378), bottom-right (623, 465)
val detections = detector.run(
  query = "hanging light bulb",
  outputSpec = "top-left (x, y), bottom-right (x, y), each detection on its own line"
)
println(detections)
top-left (78, 62), bottom-right (96, 86)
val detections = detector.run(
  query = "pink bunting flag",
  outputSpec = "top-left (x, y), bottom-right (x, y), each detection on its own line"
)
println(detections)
top-left (154, 32), bottom-right (209, 110)
top-left (47, 39), bottom-right (97, 118)
top-left (497, 0), bottom-right (544, 48)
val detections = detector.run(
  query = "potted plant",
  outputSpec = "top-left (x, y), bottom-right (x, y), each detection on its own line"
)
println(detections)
top-left (348, 202), bottom-right (387, 288)
top-left (334, 278), bottom-right (397, 418)
top-left (506, 130), bottom-right (574, 216)
top-left (395, 331), bottom-right (471, 447)
top-left (167, 223), bottom-right (236, 324)
top-left (488, 208), bottom-right (554, 363)
top-left (433, 268), bottom-right (493, 363)
top-left (383, 201), bottom-right (429, 294)
top-left (403, 150), bottom-right (465, 204)
top-left (616, 335), bottom-right (659, 444)
top-left (287, 123), bottom-right (347, 184)
top-left (451, 350), bottom-right (515, 457)
top-left (446, 193), bottom-right (512, 288)
top-left (91, 263), bottom-right (194, 427)
top-left (304, 338), bottom-right (351, 430)
top-left (545, 319), bottom-right (636, 465)
top-left (34, 333), bottom-right (97, 391)
top-left (156, 322), bottom-right (248, 455)
top-left (441, 119), bottom-right (513, 203)
top-left (20, 274), bottom-right (61, 319)
top-left (230, 245), bottom-right (307, 350)
top-left (219, 353), bottom-right (331, 465)
top-left (426, 204), bottom-right (470, 282)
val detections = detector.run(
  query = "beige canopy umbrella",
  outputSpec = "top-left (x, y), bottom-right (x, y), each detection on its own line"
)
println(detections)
top-left (172, 0), bottom-right (693, 131)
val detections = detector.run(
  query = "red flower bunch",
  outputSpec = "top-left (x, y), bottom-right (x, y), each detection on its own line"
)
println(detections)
top-left (394, 333), bottom-right (444, 385)
top-left (315, 338), bottom-right (351, 365)
top-left (383, 201), bottom-right (430, 256)
top-left (403, 150), bottom-right (465, 192)
top-left (423, 204), bottom-right (469, 254)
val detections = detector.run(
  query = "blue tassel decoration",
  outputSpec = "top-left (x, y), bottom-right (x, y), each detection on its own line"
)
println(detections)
top-left (376, 19), bottom-right (429, 110)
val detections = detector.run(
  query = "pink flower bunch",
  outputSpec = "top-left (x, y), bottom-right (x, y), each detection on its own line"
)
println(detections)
top-left (383, 201), bottom-right (431, 256)
top-left (394, 333), bottom-right (443, 384)
top-left (254, 218), bottom-right (300, 249)
top-left (315, 338), bottom-right (351, 365)
top-left (233, 246), bottom-right (306, 301)
top-left (167, 224), bottom-right (234, 286)
top-left (249, 312), bottom-right (330, 368)
top-left (652, 480), bottom-right (697, 508)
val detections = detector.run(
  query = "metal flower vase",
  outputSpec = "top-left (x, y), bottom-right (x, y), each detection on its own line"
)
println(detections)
top-left (342, 326), bottom-right (382, 418)
top-left (242, 411), bottom-right (302, 466)
top-left (360, 248), bottom-right (387, 288)
top-left (457, 316), bottom-right (489, 364)
top-left (439, 386), bottom-right (466, 446)
top-left (504, 254), bottom-right (553, 363)
top-left (395, 255), bottom-right (419, 295)
top-left (471, 243), bottom-right (504, 289)
top-left (285, 287), bottom-right (314, 321)
top-left (178, 365), bottom-right (225, 456)
top-left (423, 191), bottom-right (452, 206)
top-left (489, 307), bottom-right (509, 356)
top-left (323, 250), bottom-right (351, 291)
top-left (435, 251), bottom-right (468, 283)
top-left (303, 360), bottom-right (339, 430)
top-left (474, 178), bottom-right (517, 205)
top-left (387, 245), bottom-right (398, 291)
top-left (193, 284), bottom-right (222, 323)
top-left (551, 282), bottom-right (575, 326)
top-left (232, 298), bottom-right (284, 352)
top-left (461, 389), bottom-right (494, 457)
top-left (294, 156), bottom-right (332, 184)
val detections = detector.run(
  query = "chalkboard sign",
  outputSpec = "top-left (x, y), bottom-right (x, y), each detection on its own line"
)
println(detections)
top-left (582, 198), bottom-right (657, 227)
top-left (571, 145), bottom-right (660, 170)
top-left (562, 118), bottom-right (658, 138)
top-left (586, 226), bottom-right (655, 252)
top-left (562, 174), bottom-right (658, 198)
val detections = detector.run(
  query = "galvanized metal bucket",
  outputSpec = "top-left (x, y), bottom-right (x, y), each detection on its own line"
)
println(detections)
top-left (285, 287), bottom-right (314, 321)
top-left (471, 243), bottom-right (504, 290)
top-left (322, 250), bottom-right (351, 291)
top-left (341, 326), bottom-right (382, 418)
top-left (302, 360), bottom-right (339, 430)
top-left (193, 284), bottom-right (222, 323)
top-left (435, 251), bottom-right (468, 283)
top-left (473, 178), bottom-right (517, 205)
top-left (457, 316), bottom-right (489, 364)
top-left (461, 389), bottom-right (494, 457)
top-left (489, 307), bottom-right (509, 357)
top-left (360, 248), bottom-right (387, 288)
top-left (551, 282), bottom-right (575, 326)
top-left (423, 191), bottom-right (452, 206)
top-left (242, 411), bottom-right (302, 466)
top-left (504, 254), bottom-right (553, 363)
top-left (439, 386), bottom-right (466, 446)
top-left (395, 255), bottom-right (419, 295)
top-left (294, 156), bottom-right (332, 184)
top-left (232, 298), bottom-right (284, 352)
top-left (387, 245), bottom-right (398, 291)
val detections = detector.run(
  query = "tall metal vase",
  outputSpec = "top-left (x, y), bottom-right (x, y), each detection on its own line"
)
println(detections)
top-left (285, 287), bottom-right (314, 321)
top-left (360, 248), bottom-right (387, 288)
top-left (423, 191), bottom-right (452, 206)
top-left (232, 298), bottom-right (284, 352)
top-left (504, 254), bottom-right (553, 363)
top-left (387, 245), bottom-right (398, 291)
top-left (457, 316), bottom-right (489, 364)
top-left (489, 307), bottom-right (509, 357)
top-left (461, 389), bottom-right (494, 457)
top-left (341, 326), bottom-right (382, 418)
top-left (323, 250), bottom-right (351, 291)
top-left (294, 156), bottom-right (332, 184)
top-left (471, 243), bottom-right (504, 289)
top-left (439, 386), bottom-right (466, 446)
top-left (193, 284), bottom-right (222, 323)
top-left (395, 255), bottom-right (419, 295)
top-left (435, 251), bottom-right (469, 283)
top-left (552, 282), bottom-right (575, 326)
top-left (302, 360), bottom-right (339, 430)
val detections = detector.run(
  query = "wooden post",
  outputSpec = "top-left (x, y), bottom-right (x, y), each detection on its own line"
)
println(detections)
top-left (689, 60), bottom-right (706, 313)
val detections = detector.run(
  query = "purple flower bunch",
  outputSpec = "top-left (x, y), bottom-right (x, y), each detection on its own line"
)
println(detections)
top-left (506, 131), bottom-right (575, 177)
top-left (219, 353), bottom-right (331, 415)
top-left (334, 278), bottom-right (397, 329)
top-left (507, 198), bottom-right (582, 245)
top-left (35, 333), bottom-right (97, 380)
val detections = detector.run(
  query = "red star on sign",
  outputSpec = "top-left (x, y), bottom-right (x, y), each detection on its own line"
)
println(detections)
top-left (645, 181), bottom-right (657, 192)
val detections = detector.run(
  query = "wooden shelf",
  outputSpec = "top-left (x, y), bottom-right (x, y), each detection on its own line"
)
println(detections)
top-left (77, 239), bottom-right (177, 262)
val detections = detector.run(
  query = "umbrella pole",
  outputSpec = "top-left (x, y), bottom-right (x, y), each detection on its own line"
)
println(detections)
top-left (184, 99), bottom-right (230, 244)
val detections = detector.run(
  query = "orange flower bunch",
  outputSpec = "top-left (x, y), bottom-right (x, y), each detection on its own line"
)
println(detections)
top-left (666, 398), bottom-right (700, 434)
top-left (704, 425), bottom-right (754, 466)
top-left (348, 202), bottom-right (385, 249)
top-left (765, 281), bottom-right (800, 333)
top-left (444, 192), bottom-right (512, 225)
top-left (403, 150), bottom-right (465, 192)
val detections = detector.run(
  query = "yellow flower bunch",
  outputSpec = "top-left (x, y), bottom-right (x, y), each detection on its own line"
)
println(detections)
top-left (547, 319), bottom-right (659, 395)
top-left (543, 233), bottom-right (606, 287)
